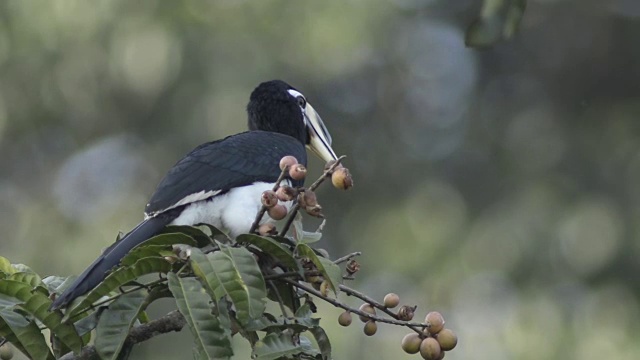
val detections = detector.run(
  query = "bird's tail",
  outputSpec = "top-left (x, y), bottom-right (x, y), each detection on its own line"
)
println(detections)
top-left (50, 215), bottom-right (172, 310)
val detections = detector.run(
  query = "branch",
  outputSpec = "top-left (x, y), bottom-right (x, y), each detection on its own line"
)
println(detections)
top-left (249, 165), bottom-right (290, 234)
top-left (280, 278), bottom-right (425, 333)
top-left (279, 155), bottom-right (347, 236)
top-left (59, 310), bottom-right (186, 360)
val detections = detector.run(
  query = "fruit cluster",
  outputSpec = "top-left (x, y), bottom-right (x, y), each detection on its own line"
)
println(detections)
top-left (256, 156), bottom-right (353, 236)
top-left (337, 293), bottom-right (457, 360)
top-left (401, 311), bottom-right (457, 360)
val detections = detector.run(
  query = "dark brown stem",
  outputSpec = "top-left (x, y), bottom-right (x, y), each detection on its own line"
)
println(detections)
top-left (278, 155), bottom-right (347, 236)
top-left (280, 278), bottom-right (424, 333)
top-left (59, 310), bottom-right (187, 360)
top-left (333, 252), bottom-right (362, 265)
top-left (249, 165), bottom-right (290, 234)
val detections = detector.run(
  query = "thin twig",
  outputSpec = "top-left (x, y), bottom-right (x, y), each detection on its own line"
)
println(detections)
top-left (338, 284), bottom-right (403, 320)
top-left (67, 276), bottom-right (170, 323)
top-left (333, 251), bottom-right (362, 265)
top-left (59, 310), bottom-right (187, 360)
top-left (280, 278), bottom-right (424, 334)
top-left (249, 165), bottom-right (290, 234)
top-left (268, 280), bottom-right (290, 318)
top-left (279, 156), bottom-right (347, 236)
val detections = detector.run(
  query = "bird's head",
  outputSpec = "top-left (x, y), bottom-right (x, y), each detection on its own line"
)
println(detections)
top-left (247, 80), bottom-right (337, 162)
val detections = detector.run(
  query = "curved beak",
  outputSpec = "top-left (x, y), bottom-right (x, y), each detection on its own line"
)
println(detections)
top-left (304, 103), bottom-right (338, 162)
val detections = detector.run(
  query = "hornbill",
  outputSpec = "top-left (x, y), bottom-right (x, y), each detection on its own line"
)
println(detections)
top-left (50, 80), bottom-right (337, 310)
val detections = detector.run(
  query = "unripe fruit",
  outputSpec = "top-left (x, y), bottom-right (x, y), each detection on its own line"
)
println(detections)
top-left (268, 204), bottom-right (288, 220)
top-left (397, 305), bottom-right (416, 321)
top-left (279, 156), bottom-right (298, 171)
top-left (319, 280), bottom-right (330, 297)
top-left (383, 293), bottom-right (400, 309)
top-left (275, 185), bottom-right (298, 201)
top-left (258, 223), bottom-right (277, 236)
top-left (358, 303), bottom-right (376, 322)
top-left (436, 329), bottom-right (457, 351)
top-left (346, 259), bottom-right (360, 275)
top-left (425, 311), bottom-right (445, 335)
top-left (298, 190), bottom-right (318, 208)
top-left (420, 337), bottom-right (441, 360)
top-left (261, 190), bottom-right (278, 208)
top-left (401, 333), bottom-right (422, 354)
top-left (331, 167), bottom-right (353, 190)
top-left (304, 204), bottom-right (324, 218)
top-left (0, 344), bottom-right (13, 360)
top-left (338, 311), bottom-right (352, 327)
top-left (289, 164), bottom-right (307, 180)
top-left (363, 321), bottom-right (377, 336)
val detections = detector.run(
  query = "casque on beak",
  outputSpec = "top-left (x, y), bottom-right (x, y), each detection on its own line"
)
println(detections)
top-left (304, 103), bottom-right (338, 162)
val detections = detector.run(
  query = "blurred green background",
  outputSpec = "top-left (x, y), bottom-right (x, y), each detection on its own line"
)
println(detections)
top-left (1, 0), bottom-right (639, 359)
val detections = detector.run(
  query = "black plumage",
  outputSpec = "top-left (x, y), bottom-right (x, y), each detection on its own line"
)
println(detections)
top-left (50, 80), bottom-right (336, 310)
top-left (146, 131), bottom-right (307, 215)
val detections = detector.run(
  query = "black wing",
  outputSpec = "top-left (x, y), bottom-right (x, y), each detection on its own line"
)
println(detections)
top-left (145, 130), bottom-right (307, 215)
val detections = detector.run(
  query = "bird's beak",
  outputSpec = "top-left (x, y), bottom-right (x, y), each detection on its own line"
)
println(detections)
top-left (304, 103), bottom-right (338, 162)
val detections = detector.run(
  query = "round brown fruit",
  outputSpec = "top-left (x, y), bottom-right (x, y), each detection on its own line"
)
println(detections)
top-left (397, 305), bottom-right (416, 321)
top-left (275, 185), bottom-right (298, 201)
top-left (324, 160), bottom-right (344, 173)
top-left (261, 190), bottom-right (278, 208)
top-left (383, 293), bottom-right (400, 309)
top-left (258, 223), bottom-right (276, 236)
top-left (268, 204), bottom-right (288, 220)
top-left (331, 167), bottom-right (353, 190)
top-left (436, 329), bottom-right (457, 351)
top-left (0, 344), bottom-right (13, 360)
top-left (279, 156), bottom-right (298, 171)
top-left (420, 337), bottom-right (441, 360)
top-left (319, 280), bottom-right (330, 297)
top-left (425, 311), bottom-right (445, 335)
top-left (358, 303), bottom-right (376, 322)
top-left (299, 190), bottom-right (318, 208)
top-left (289, 164), bottom-right (307, 180)
top-left (363, 321), bottom-right (377, 336)
top-left (338, 311), bottom-right (352, 327)
top-left (401, 333), bottom-right (422, 354)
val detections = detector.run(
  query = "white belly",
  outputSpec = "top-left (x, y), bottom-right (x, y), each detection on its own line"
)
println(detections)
top-left (169, 181), bottom-right (293, 238)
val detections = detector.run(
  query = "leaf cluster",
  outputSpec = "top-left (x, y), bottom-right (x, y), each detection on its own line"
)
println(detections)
top-left (0, 222), bottom-right (340, 359)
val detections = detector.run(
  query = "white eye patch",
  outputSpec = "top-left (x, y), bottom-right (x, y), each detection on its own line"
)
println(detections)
top-left (287, 89), bottom-right (305, 99)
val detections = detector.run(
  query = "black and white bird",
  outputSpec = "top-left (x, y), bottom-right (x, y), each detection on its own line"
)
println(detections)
top-left (50, 80), bottom-right (337, 310)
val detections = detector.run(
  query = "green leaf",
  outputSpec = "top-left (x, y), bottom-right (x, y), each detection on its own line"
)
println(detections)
top-left (0, 280), bottom-right (84, 353)
top-left (11, 264), bottom-right (35, 273)
top-left (252, 332), bottom-right (306, 360)
top-left (0, 315), bottom-right (30, 357)
top-left (294, 302), bottom-right (320, 329)
top-left (120, 245), bottom-right (175, 266)
top-left (466, 0), bottom-right (527, 48)
top-left (167, 272), bottom-right (232, 359)
top-left (465, 16), bottom-right (503, 48)
top-left (308, 327), bottom-right (331, 360)
top-left (136, 232), bottom-right (198, 248)
top-left (95, 288), bottom-right (149, 360)
top-left (0, 309), bottom-right (54, 360)
top-left (503, 0), bottom-right (526, 38)
top-left (0, 257), bottom-right (14, 275)
top-left (42, 276), bottom-right (75, 295)
top-left (160, 225), bottom-right (214, 248)
top-left (266, 281), bottom-right (299, 312)
top-left (195, 223), bottom-right (232, 243)
top-left (236, 234), bottom-right (302, 275)
top-left (292, 214), bottom-right (323, 244)
top-left (9, 272), bottom-right (42, 287)
top-left (295, 244), bottom-right (342, 295)
top-left (190, 247), bottom-right (267, 325)
top-left (66, 257), bottom-right (172, 319)
top-left (74, 311), bottom-right (99, 337)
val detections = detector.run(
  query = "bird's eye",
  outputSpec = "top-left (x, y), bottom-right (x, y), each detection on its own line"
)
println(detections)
top-left (297, 96), bottom-right (306, 108)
